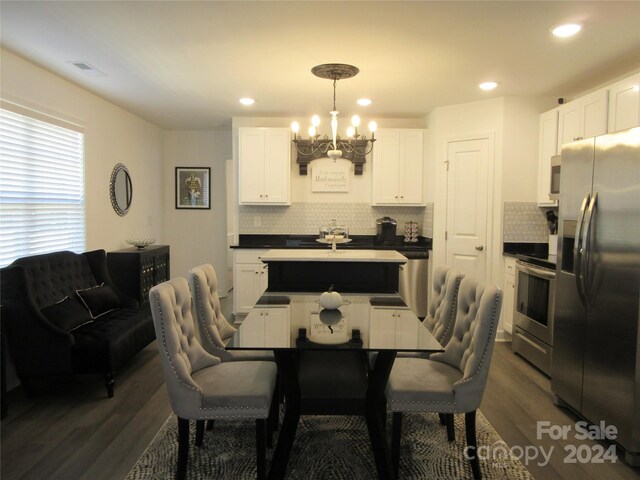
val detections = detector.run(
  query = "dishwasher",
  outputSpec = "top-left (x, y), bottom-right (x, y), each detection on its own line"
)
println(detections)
top-left (398, 250), bottom-right (429, 318)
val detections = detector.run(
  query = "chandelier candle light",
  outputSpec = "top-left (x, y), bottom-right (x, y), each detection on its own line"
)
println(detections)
top-left (291, 64), bottom-right (376, 175)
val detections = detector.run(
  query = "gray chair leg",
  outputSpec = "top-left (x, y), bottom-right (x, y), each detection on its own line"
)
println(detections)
top-left (195, 420), bottom-right (205, 446)
top-left (445, 413), bottom-right (455, 442)
top-left (256, 419), bottom-right (267, 480)
top-left (177, 417), bottom-right (190, 480)
top-left (391, 412), bottom-right (403, 477)
top-left (465, 410), bottom-right (481, 480)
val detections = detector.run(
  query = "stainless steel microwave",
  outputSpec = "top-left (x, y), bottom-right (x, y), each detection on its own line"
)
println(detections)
top-left (549, 154), bottom-right (561, 200)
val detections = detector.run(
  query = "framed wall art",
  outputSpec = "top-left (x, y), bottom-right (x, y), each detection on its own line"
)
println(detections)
top-left (175, 167), bottom-right (211, 209)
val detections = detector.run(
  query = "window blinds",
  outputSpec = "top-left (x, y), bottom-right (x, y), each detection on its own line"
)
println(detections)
top-left (0, 107), bottom-right (85, 267)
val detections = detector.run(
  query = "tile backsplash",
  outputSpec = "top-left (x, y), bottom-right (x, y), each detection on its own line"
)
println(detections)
top-left (239, 202), bottom-right (434, 238)
top-left (503, 202), bottom-right (555, 242)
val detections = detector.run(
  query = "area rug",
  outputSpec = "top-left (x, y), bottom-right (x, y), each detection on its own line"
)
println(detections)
top-left (126, 410), bottom-right (533, 479)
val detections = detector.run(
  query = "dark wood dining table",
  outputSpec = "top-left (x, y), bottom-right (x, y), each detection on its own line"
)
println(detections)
top-left (227, 291), bottom-right (442, 480)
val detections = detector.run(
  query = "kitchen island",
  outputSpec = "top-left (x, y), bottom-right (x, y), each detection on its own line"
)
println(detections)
top-left (231, 235), bottom-right (431, 315)
top-left (261, 248), bottom-right (407, 293)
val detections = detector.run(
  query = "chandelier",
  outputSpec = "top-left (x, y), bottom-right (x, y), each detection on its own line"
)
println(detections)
top-left (291, 64), bottom-right (376, 175)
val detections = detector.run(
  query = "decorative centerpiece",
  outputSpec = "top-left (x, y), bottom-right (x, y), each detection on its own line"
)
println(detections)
top-left (317, 219), bottom-right (351, 253)
top-left (318, 285), bottom-right (343, 309)
top-left (126, 238), bottom-right (156, 249)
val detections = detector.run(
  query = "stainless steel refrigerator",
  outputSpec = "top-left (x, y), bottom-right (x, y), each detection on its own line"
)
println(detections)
top-left (551, 127), bottom-right (640, 466)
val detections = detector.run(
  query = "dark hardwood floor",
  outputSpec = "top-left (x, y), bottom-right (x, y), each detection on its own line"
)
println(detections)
top-left (483, 343), bottom-right (640, 480)
top-left (2, 296), bottom-right (639, 479)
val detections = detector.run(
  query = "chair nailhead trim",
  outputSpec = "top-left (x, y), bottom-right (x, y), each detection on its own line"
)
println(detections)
top-left (193, 273), bottom-right (228, 355)
top-left (440, 273), bottom-right (463, 342)
top-left (454, 290), bottom-right (499, 387)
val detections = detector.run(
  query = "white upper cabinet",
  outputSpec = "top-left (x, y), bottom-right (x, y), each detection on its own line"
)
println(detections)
top-left (538, 109), bottom-right (559, 206)
top-left (239, 127), bottom-right (290, 205)
top-left (607, 73), bottom-right (640, 133)
top-left (372, 128), bottom-right (424, 206)
top-left (557, 89), bottom-right (608, 151)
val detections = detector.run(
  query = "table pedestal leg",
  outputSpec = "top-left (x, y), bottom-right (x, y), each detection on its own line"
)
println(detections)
top-left (366, 350), bottom-right (397, 480)
top-left (268, 350), bottom-right (300, 480)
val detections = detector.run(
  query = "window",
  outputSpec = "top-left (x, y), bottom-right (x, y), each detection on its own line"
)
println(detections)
top-left (0, 105), bottom-right (85, 267)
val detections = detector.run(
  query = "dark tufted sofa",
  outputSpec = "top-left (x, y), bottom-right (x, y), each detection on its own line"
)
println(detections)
top-left (0, 249), bottom-right (156, 397)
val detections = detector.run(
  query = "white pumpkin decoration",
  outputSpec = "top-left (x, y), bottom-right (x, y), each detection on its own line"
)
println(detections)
top-left (319, 285), bottom-right (342, 310)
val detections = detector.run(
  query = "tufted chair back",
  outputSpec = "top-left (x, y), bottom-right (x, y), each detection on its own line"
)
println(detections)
top-left (423, 266), bottom-right (464, 346)
top-left (149, 278), bottom-right (221, 418)
top-left (430, 277), bottom-right (502, 412)
top-left (188, 264), bottom-right (237, 360)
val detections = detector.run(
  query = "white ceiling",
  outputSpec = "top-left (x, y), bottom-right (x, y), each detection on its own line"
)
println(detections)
top-left (1, 1), bottom-right (639, 130)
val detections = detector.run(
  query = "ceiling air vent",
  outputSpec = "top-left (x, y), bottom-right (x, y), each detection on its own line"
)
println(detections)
top-left (69, 61), bottom-right (106, 77)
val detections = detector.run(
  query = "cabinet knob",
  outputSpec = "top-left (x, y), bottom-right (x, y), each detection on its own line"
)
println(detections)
top-left (475, 245), bottom-right (484, 251)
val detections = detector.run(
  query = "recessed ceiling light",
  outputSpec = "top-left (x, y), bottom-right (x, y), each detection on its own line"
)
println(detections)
top-left (552, 24), bottom-right (582, 38)
top-left (479, 81), bottom-right (498, 91)
top-left (239, 97), bottom-right (255, 106)
top-left (357, 98), bottom-right (372, 106)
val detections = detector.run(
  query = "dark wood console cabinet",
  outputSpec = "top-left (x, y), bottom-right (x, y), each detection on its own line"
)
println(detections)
top-left (107, 245), bottom-right (170, 305)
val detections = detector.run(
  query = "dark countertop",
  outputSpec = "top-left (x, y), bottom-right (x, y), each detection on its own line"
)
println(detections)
top-left (503, 242), bottom-right (556, 269)
top-left (233, 234), bottom-right (431, 256)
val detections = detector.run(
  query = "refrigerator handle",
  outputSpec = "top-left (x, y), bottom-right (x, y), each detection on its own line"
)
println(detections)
top-left (582, 192), bottom-right (598, 298)
top-left (574, 193), bottom-right (590, 302)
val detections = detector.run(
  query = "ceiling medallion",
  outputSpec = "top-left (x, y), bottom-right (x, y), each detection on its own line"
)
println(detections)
top-left (291, 63), bottom-right (376, 175)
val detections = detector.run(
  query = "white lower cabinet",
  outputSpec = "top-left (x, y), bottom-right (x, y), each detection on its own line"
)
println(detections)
top-left (233, 249), bottom-right (269, 315)
top-left (239, 307), bottom-right (290, 347)
top-left (369, 307), bottom-right (418, 349)
top-left (503, 257), bottom-right (516, 336)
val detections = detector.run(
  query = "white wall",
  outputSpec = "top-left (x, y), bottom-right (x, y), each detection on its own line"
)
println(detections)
top-left (1, 49), bottom-right (165, 390)
top-left (426, 96), bottom-right (552, 338)
top-left (502, 96), bottom-right (556, 201)
top-left (162, 130), bottom-right (231, 293)
top-left (427, 97), bottom-right (504, 284)
top-left (0, 49), bottom-right (163, 252)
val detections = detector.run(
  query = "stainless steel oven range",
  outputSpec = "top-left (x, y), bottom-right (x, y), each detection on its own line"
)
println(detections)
top-left (512, 259), bottom-right (556, 375)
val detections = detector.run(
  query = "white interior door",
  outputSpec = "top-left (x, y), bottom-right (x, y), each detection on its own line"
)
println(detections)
top-left (445, 138), bottom-right (489, 280)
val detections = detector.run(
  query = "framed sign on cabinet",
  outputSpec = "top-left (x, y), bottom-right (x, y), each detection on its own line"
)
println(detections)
top-left (175, 167), bottom-right (211, 209)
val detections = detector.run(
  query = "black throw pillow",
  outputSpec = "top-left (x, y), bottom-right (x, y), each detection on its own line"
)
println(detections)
top-left (41, 296), bottom-right (93, 332)
top-left (76, 284), bottom-right (121, 319)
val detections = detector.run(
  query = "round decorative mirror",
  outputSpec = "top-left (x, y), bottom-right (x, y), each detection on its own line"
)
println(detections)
top-left (109, 163), bottom-right (132, 216)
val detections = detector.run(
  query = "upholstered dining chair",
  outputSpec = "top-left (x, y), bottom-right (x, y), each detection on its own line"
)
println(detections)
top-left (188, 263), bottom-right (275, 363)
top-left (187, 263), bottom-right (279, 434)
top-left (149, 278), bottom-right (278, 480)
top-left (386, 277), bottom-right (502, 480)
top-left (417, 265), bottom-right (464, 440)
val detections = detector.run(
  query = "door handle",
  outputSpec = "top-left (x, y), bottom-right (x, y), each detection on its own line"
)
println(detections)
top-left (475, 245), bottom-right (484, 251)
top-left (582, 192), bottom-right (598, 298)
top-left (574, 193), bottom-right (590, 303)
